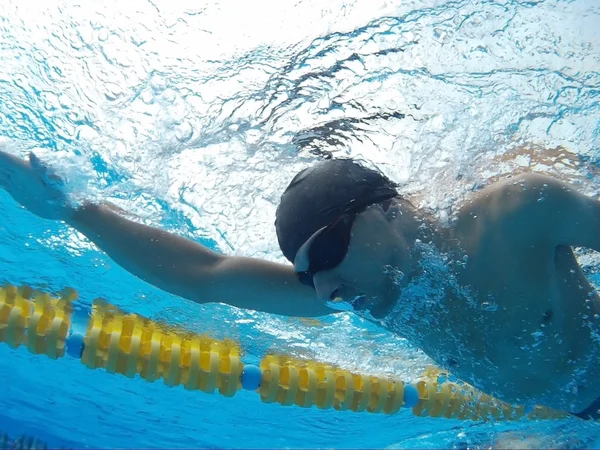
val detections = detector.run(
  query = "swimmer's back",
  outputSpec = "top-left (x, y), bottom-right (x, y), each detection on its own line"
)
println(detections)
top-left (448, 172), bottom-right (600, 410)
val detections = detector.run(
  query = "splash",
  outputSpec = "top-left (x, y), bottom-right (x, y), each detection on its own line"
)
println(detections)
top-left (381, 241), bottom-right (476, 336)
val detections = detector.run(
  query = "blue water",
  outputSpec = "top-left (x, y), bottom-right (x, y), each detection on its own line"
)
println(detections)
top-left (0, 0), bottom-right (600, 448)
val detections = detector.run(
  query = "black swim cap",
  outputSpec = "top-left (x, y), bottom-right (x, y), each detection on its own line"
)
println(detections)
top-left (275, 158), bottom-right (399, 263)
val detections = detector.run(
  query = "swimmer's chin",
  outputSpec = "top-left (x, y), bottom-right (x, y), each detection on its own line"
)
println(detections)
top-left (366, 293), bottom-right (398, 319)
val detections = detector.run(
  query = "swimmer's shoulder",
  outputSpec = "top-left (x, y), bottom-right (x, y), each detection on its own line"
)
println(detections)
top-left (458, 173), bottom-right (546, 216)
top-left (454, 173), bottom-right (565, 247)
top-left (455, 172), bottom-right (600, 251)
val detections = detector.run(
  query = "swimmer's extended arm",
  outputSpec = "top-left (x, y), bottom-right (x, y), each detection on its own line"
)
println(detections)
top-left (69, 203), bottom-right (333, 317)
top-left (0, 147), bottom-right (331, 317)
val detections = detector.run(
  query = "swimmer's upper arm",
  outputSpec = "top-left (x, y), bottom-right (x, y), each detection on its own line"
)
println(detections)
top-left (505, 173), bottom-right (600, 252)
top-left (201, 256), bottom-right (335, 317)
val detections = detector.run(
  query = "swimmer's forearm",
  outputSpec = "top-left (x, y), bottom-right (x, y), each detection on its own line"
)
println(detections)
top-left (67, 202), bottom-right (223, 302)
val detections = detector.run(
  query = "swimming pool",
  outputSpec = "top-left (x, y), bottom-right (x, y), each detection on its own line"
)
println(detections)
top-left (0, 0), bottom-right (599, 448)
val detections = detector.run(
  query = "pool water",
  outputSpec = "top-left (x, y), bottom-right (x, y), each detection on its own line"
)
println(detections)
top-left (0, 0), bottom-right (599, 448)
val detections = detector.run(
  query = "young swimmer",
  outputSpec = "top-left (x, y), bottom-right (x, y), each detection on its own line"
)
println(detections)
top-left (0, 148), bottom-right (599, 418)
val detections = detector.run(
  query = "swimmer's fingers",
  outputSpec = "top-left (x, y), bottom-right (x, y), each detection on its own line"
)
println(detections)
top-left (0, 144), bottom-right (70, 220)
top-left (0, 147), bottom-right (31, 189)
top-left (0, 145), bottom-right (63, 188)
top-left (29, 152), bottom-right (65, 189)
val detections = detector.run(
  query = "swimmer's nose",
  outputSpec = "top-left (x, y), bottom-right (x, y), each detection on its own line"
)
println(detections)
top-left (312, 272), bottom-right (342, 301)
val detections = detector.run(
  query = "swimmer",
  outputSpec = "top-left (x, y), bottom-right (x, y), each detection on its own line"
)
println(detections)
top-left (0, 148), bottom-right (599, 418)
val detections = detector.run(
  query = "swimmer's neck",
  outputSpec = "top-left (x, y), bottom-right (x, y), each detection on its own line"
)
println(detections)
top-left (364, 198), bottom-right (457, 319)
top-left (389, 197), bottom-right (450, 252)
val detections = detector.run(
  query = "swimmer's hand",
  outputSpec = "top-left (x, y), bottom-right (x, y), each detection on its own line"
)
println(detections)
top-left (0, 148), bottom-right (72, 221)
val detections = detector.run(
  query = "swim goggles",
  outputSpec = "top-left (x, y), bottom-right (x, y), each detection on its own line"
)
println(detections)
top-left (293, 207), bottom-right (364, 288)
top-left (293, 189), bottom-right (399, 289)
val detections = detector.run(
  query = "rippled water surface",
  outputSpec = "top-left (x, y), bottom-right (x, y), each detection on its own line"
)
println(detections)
top-left (0, 0), bottom-right (599, 448)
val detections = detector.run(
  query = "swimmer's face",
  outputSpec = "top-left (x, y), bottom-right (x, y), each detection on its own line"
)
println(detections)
top-left (297, 204), bottom-right (409, 318)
